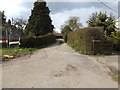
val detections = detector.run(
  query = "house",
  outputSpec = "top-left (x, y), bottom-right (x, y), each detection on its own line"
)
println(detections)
top-left (53, 33), bottom-right (63, 39)
top-left (1, 22), bottom-right (21, 48)
top-left (115, 17), bottom-right (120, 31)
top-left (2, 20), bottom-right (20, 41)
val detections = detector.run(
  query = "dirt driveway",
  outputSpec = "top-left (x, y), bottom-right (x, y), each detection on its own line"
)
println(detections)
top-left (2, 39), bottom-right (118, 88)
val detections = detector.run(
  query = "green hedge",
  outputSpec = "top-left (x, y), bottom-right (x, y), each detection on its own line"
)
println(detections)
top-left (67, 27), bottom-right (113, 55)
top-left (20, 33), bottom-right (56, 48)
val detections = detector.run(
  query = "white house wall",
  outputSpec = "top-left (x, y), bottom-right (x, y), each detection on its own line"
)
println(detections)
top-left (116, 17), bottom-right (120, 31)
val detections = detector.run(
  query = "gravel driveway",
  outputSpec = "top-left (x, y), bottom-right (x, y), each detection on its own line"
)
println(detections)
top-left (2, 39), bottom-right (118, 88)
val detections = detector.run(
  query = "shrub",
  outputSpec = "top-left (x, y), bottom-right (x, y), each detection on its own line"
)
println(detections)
top-left (107, 31), bottom-right (120, 51)
top-left (61, 25), bottom-right (72, 42)
top-left (63, 33), bottom-right (68, 42)
top-left (67, 27), bottom-right (113, 55)
top-left (20, 35), bottom-right (35, 48)
top-left (20, 33), bottom-right (56, 48)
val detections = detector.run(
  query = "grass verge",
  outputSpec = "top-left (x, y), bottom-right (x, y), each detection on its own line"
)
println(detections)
top-left (1, 42), bottom-right (55, 61)
top-left (112, 74), bottom-right (120, 82)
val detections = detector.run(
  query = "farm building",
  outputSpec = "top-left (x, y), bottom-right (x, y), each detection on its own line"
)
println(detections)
top-left (54, 33), bottom-right (63, 39)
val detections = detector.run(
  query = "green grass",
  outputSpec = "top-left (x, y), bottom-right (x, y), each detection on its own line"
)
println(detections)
top-left (67, 42), bottom-right (91, 55)
top-left (1, 43), bottom-right (54, 58)
top-left (1, 48), bottom-right (36, 56)
top-left (112, 74), bottom-right (120, 82)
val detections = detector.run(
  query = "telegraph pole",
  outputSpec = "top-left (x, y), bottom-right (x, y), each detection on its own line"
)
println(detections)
top-left (6, 28), bottom-right (11, 55)
top-left (6, 29), bottom-right (9, 54)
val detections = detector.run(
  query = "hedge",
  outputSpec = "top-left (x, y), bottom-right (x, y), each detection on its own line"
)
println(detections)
top-left (20, 33), bottom-right (56, 48)
top-left (67, 27), bottom-right (113, 55)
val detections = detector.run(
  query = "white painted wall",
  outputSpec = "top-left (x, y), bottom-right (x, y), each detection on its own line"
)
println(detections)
top-left (115, 17), bottom-right (120, 31)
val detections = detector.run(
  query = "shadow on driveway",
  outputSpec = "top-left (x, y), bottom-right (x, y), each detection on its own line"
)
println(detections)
top-left (48, 39), bottom-right (65, 48)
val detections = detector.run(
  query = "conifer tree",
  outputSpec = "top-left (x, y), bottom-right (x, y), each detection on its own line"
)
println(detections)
top-left (25, 1), bottom-right (54, 36)
top-left (87, 12), bottom-right (116, 36)
top-left (0, 11), bottom-right (6, 25)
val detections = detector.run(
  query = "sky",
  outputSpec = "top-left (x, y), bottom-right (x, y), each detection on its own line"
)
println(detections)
top-left (0, 0), bottom-right (119, 32)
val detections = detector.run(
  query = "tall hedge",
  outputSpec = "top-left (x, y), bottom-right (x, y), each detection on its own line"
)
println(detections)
top-left (67, 27), bottom-right (113, 55)
top-left (20, 33), bottom-right (56, 48)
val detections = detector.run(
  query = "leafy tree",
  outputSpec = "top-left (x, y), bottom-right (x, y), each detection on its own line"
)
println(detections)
top-left (87, 12), bottom-right (116, 36)
top-left (25, 1), bottom-right (54, 36)
top-left (64, 16), bottom-right (83, 31)
top-left (61, 25), bottom-right (72, 34)
top-left (61, 25), bottom-right (72, 42)
top-left (61, 16), bottom-right (82, 42)
top-left (12, 17), bottom-right (27, 36)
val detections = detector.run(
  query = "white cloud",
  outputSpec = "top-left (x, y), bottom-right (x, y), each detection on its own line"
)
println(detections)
top-left (0, 1), bottom-right (118, 33)
top-left (0, 0), bottom-right (29, 19)
top-left (46, 0), bottom-right (119, 2)
top-left (51, 5), bottom-right (118, 33)
top-left (50, 7), bottom-right (102, 33)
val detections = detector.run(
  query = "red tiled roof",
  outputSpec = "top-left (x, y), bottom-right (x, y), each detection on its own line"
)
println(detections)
top-left (54, 33), bottom-right (63, 36)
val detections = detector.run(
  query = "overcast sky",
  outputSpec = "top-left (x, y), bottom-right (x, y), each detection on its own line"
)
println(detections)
top-left (0, 0), bottom-right (119, 32)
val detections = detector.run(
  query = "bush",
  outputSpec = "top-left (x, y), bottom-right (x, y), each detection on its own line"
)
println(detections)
top-left (67, 27), bottom-right (113, 55)
top-left (20, 33), bottom-right (56, 48)
top-left (63, 33), bottom-right (68, 42)
top-left (61, 25), bottom-right (72, 42)
top-left (107, 31), bottom-right (120, 51)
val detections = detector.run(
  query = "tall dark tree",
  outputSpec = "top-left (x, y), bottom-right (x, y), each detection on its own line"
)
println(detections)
top-left (25, 1), bottom-right (54, 36)
top-left (8, 19), bottom-right (11, 26)
top-left (0, 11), bottom-right (6, 26)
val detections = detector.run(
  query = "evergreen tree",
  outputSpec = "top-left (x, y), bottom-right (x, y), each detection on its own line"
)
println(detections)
top-left (8, 19), bottom-right (11, 26)
top-left (87, 12), bottom-right (116, 36)
top-left (0, 11), bottom-right (6, 26)
top-left (25, 1), bottom-right (54, 36)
